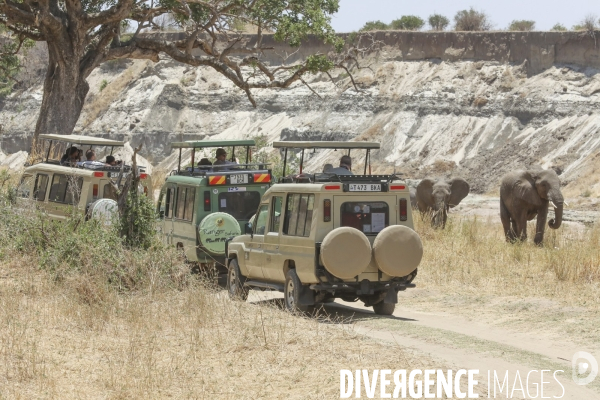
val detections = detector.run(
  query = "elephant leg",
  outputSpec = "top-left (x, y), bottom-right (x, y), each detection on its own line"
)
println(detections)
top-left (513, 209), bottom-right (528, 242)
top-left (500, 199), bottom-right (511, 241)
top-left (510, 219), bottom-right (518, 241)
top-left (534, 204), bottom-right (548, 246)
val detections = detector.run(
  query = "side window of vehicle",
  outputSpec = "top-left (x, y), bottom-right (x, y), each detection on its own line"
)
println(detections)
top-left (254, 205), bottom-right (269, 235)
top-left (165, 187), bottom-right (175, 218)
top-left (283, 193), bottom-right (315, 237)
top-left (175, 186), bottom-right (194, 221)
top-left (18, 175), bottom-right (33, 198)
top-left (48, 174), bottom-right (83, 204)
top-left (33, 174), bottom-right (49, 201)
top-left (269, 196), bottom-right (283, 233)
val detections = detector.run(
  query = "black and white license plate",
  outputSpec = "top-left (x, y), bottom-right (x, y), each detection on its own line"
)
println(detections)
top-left (229, 174), bottom-right (248, 184)
top-left (349, 183), bottom-right (381, 192)
top-left (109, 172), bottom-right (129, 178)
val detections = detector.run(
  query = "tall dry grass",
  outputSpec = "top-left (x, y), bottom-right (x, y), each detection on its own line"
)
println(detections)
top-left (414, 214), bottom-right (600, 306)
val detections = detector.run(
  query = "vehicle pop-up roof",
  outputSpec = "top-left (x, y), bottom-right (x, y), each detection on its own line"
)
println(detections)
top-left (36, 134), bottom-right (149, 173)
top-left (171, 139), bottom-right (271, 175)
top-left (272, 141), bottom-right (381, 177)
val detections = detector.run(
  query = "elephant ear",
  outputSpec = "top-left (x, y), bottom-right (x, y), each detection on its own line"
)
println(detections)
top-left (416, 179), bottom-right (435, 207)
top-left (448, 178), bottom-right (470, 208)
top-left (514, 172), bottom-right (543, 206)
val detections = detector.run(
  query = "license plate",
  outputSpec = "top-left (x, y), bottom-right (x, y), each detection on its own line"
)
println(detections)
top-left (109, 172), bottom-right (129, 178)
top-left (230, 174), bottom-right (248, 184)
top-left (349, 183), bottom-right (381, 192)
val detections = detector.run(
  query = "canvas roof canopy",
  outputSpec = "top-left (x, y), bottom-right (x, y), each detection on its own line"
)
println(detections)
top-left (39, 134), bottom-right (125, 147)
top-left (272, 141), bottom-right (380, 149)
top-left (171, 139), bottom-right (256, 149)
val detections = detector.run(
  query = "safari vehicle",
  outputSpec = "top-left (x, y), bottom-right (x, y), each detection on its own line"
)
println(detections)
top-left (17, 134), bottom-right (152, 221)
top-left (156, 139), bottom-right (273, 271)
top-left (226, 141), bottom-right (422, 316)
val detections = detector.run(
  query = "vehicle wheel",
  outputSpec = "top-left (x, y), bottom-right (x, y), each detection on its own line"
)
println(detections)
top-left (373, 301), bottom-right (395, 316)
top-left (284, 269), bottom-right (313, 314)
top-left (227, 259), bottom-right (248, 301)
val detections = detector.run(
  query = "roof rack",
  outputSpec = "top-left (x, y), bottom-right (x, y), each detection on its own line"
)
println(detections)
top-left (174, 163), bottom-right (272, 176)
top-left (39, 134), bottom-right (125, 146)
top-left (171, 139), bottom-right (256, 148)
top-left (274, 140), bottom-right (380, 176)
top-left (281, 173), bottom-right (402, 184)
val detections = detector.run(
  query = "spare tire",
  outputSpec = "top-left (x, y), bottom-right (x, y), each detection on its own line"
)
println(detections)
top-left (373, 225), bottom-right (423, 277)
top-left (198, 212), bottom-right (241, 255)
top-left (87, 199), bottom-right (118, 225)
top-left (321, 227), bottom-right (372, 279)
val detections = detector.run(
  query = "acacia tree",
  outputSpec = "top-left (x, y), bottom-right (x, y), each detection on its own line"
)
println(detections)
top-left (0, 0), bottom-right (350, 139)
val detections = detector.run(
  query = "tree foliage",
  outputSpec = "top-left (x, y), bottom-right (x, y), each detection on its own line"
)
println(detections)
top-left (428, 14), bottom-right (449, 31)
top-left (551, 23), bottom-right (567, 32)
top-left (390, 15), bottom-right (424, 31)
top-left (454, 8), bottom-right (492, 31)
top-left (0, 0), bottom-right (355, 138)
top-left (507, 20), bottom-right (535, 31)
top-left (572, 14), bottom-right (598, 31)
top-left (0, 25), bottom-right (34, 96)
top-left (359, 20), bottom-right (389, 32)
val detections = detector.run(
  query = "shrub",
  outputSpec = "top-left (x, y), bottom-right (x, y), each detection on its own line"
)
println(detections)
top-left (454, 8), bottom-right (492, 31)
top-left (99, 79), bottom-right (108, 91)
top-left (390, 16), bottom-right (425, 31)
top-left (572, 14), bottom-right (597, 31)
top-left (359, 20), bottom-right (389, 32)
top-left (429, 14), bottom-right (450, 31)
top-left (551, 23), bottom-right (567, 31)
top-left (507, 20), bottom-right (536, 31)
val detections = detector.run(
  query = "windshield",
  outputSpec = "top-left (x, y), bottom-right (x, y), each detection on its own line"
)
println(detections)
top-left (218, 191), bottom-right (261, 220)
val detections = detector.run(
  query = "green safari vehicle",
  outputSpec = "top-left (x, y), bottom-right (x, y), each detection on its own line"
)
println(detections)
top-left (156, 139), bottom-right (273, 272)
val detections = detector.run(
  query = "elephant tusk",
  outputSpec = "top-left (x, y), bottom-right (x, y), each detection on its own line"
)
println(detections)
top-left (549, 201), bottom-right (557, 209)
top-left (564, 201), bottom-right (569, 208)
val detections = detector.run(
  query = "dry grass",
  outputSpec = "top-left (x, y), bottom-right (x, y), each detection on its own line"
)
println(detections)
top-left (0, 262), bottom-right (430, 399)
top-left (413, 214), bottom-right (600, 307)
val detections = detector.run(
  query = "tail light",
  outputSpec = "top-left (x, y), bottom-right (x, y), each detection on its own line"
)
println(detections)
top-left (324, 199), bottom-right (331, 222)
top-left (204, 191), bottom-right (211, 211)
top-left (324, 185), bottom-right (340, 190)
top-left (92, 184), bottom-right (98, 198)
top-left (93, 172), bottom-right (104, 178)
top-left (140, 173), bottom-right (148, 179)
top-left (390, 185), bottom-right (406, 190)
top-left (399, 198), bottom-right (408, 221)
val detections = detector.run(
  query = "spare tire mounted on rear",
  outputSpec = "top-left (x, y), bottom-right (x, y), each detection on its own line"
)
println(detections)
top-left (320, 227), bottom-right (372, 279)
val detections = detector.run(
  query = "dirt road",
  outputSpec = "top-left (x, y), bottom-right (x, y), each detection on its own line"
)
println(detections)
top-left (248, 290), bottom-right (600, 399)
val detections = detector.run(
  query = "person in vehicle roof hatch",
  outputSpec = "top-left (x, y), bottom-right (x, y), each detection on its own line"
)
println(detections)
top-left (329, 155), bottom-right (354, 176)
top-left (213, 148), bottom-right (238, 170)
top-left (61, 147), bottom-right (81, 166)
top-left (78, 149), bottom-right (105, 168)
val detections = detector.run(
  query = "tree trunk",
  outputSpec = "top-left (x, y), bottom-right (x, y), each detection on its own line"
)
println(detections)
top-left (34, 42), bottom-right (89, 139)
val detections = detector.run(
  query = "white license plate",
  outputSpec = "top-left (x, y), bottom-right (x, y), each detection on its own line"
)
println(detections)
top-left (109, 172), bottom-right (129, 178)
top-left (230, 174), bottom-right (248, 184)
top-left (349, 184), bottom-right (381, 192)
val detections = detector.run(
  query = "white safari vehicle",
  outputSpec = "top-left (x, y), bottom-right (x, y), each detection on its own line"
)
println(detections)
top-left (17, 134), bottom-right (152, 221)
top-left (226, 141), bottom-right (423, 315)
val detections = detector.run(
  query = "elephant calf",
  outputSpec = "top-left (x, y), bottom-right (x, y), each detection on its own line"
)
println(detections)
top-left (500, 169), bottom-right (564, 245)
top-left (416, 178), bottom-right (470, 228)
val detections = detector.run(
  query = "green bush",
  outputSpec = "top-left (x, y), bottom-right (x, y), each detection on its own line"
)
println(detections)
top-left (508, 20), bottom-right (536, 31)
top-left (119, 182), bottom-right (157, 250)
top-left (99, 79), bottom-right (109, 91)
top-left (390, 16), bottom-right (425, 31)
top-left (551, 23), bottom-right (567, 31)
top-left (454, 8), bottom-right (492, 31)
top-left (359, 20), bottom-right (389, 32)
top-left (429, 14), bottom-right (450, 31)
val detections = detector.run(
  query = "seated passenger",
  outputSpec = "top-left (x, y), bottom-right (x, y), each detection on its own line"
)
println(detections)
top-left (329, 155), bottom-right (354, 176)
top-left (78, 149), bottom-right (105, 169)
top-left (213, 148), bottom-right (237, 170)
top-left (61, 147), bottom-right (80, 166)
top-left (105, 155), bottom-right (117, 166)
top-left (323, 163), bottom-right (334, 173)
top-left (198, 158), bottom-right (212, 170)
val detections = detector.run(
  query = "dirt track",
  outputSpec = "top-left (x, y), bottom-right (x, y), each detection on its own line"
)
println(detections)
top-left (248, 290), bottom-right (600, 399)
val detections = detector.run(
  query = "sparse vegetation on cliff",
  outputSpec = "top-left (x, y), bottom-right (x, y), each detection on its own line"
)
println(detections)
top-left (428, 14), bottom-right (450, 31)
top-left (508, 20), bottom-right (536, 31)
top-left (454, 8), bottom-right (493, 31)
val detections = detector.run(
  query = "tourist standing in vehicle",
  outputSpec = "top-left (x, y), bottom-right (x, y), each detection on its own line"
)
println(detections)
top-left (213, 148), bottom-right (237, 170)
top-left (330, 155), bottom-right (354, 175)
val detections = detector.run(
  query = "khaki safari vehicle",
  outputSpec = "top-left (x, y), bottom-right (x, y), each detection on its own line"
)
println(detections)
top-left (226, 141), bottom-right (423, 315)
top-left (156, 140), bottom-right (273, 273)
top-left (18, 134), bottom-right (152, 222)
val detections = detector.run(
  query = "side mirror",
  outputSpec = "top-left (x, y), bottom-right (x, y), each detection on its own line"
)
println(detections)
top-left (244, 222), bottom-right (253, 235)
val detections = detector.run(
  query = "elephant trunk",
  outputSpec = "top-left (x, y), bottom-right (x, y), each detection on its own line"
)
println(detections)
top-left (548, 192), bottom-right (564, 230)
top-left (432, 201), bottom-right (447, 228)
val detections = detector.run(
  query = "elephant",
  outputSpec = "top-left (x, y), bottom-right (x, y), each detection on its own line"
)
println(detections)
top-left (500, 169), bottom-right (564, 245)
top-left (416, 178), bottom-right (470, 228)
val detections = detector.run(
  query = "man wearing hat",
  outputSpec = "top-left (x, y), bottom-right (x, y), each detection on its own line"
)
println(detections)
top-left (213, 148), bottom-right (237, 169)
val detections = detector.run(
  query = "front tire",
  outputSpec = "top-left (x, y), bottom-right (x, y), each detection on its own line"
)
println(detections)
top-left (373, 301), bottom-right (395, 316)
top-left (284, 269), bottom-right (313, 314)
top-left (227, 259), bottom-right (248, 301)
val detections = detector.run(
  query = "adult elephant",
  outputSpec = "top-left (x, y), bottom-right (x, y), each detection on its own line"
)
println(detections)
top-left (416, 178), bottom-right (470, 228)
top-left (500, 169), bottom-right (564, 245)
